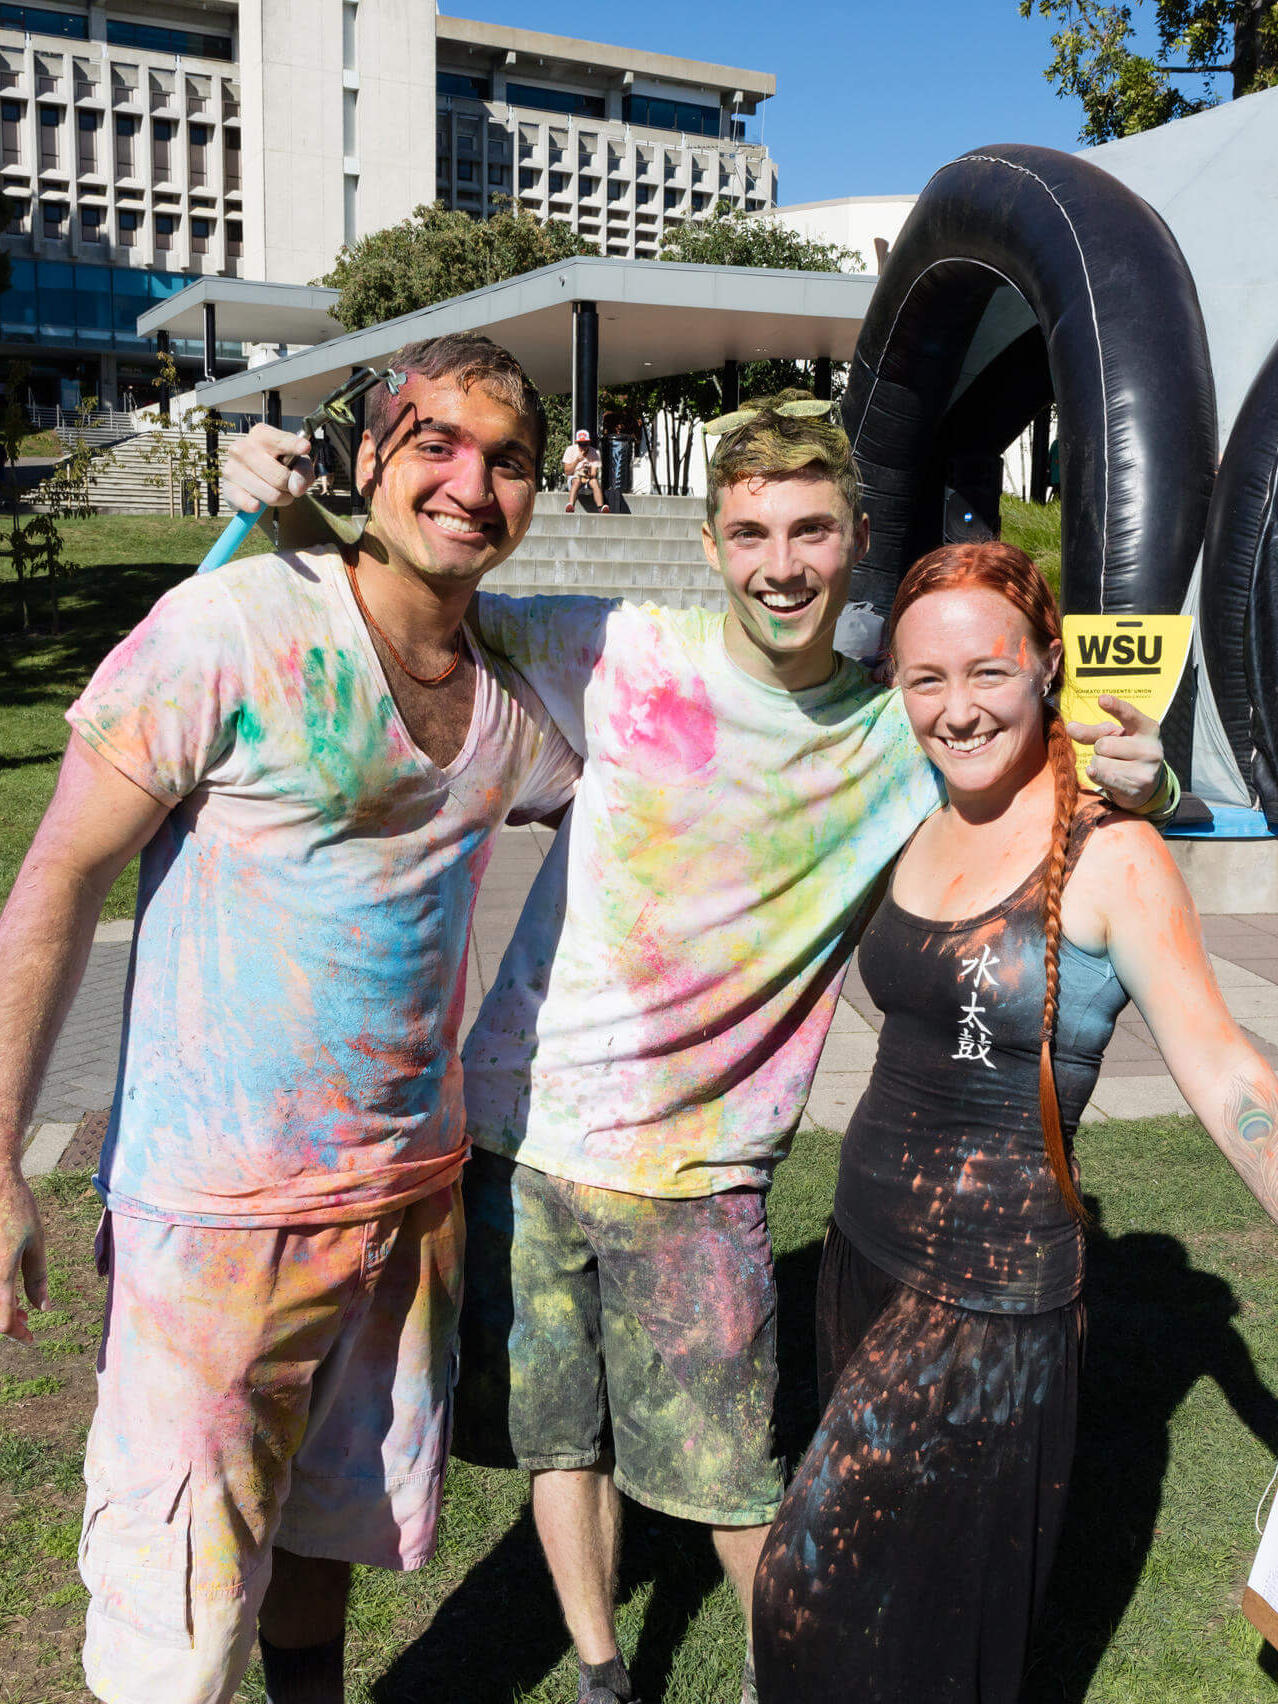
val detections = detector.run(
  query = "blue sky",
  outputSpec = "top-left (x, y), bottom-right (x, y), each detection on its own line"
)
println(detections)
top-left (444, 0), bottom-right (1110, 200)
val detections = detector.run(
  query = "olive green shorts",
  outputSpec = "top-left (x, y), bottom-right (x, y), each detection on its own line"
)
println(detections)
top-left (454, 1147), bottom-right (784, 1526)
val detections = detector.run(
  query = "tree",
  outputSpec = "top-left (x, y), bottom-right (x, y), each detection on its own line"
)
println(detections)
top-left (0, 364), bottom-right (104, 634)
top-left (607, 205), bottom-right (864, 493)
top-left (658, 202), bottom-right (862, 275)
top-left (139, 350), bottom-right (229, 518)
top-left (319, 199), bottom-right (598, 330)
top-left (1021, 0), bottom-right (1278, 143)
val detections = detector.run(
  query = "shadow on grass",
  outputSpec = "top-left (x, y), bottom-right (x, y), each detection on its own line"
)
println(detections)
top-left (1025, 1197), bottom-right (1278, 1702)
top-left (373, 1233), bottom-right (827, 1704)
top-left (0, 562), bottom-right (192, 703)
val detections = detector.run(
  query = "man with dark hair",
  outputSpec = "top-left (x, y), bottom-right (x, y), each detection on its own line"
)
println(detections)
top-left (0, 333), bottom-right (579, 1704)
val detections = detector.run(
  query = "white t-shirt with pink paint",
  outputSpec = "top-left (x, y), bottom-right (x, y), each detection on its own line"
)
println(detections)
top-left (67, 547), bottom-right (580, 1228)
top-left (461, 595), bottom-right (944, 1199)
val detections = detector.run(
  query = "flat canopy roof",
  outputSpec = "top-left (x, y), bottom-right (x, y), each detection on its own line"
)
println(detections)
top-left (136, 277), bottom-right (346, 346)
top-left (438, 14), bottom-right (774, 107)
top-left (192, 256), bottom-right (876, 416)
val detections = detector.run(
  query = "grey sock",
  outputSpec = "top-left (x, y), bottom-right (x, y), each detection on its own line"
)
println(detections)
top-left (259, 1631), bottom-right (345, 1704)
top-left (578, 1652), bottom-right (635, 1702)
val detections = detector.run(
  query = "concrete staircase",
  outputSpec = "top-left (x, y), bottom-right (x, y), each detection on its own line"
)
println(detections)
top-left (35, 429), bottom-right (247, 516)
top-left (485, 492), bottom-right (727, 610)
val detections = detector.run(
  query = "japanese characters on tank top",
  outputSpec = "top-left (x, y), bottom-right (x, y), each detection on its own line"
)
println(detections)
top-left (833, 800), bottom-right (1129, 1313)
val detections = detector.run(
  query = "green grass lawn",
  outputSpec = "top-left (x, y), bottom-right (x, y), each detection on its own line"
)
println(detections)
top-left (1, 1115), bottom-right (1275, 1703)
top-left (0, 514), bottom-right (257, 918)
top-left (1002, 494), bottom-right (1063, 597)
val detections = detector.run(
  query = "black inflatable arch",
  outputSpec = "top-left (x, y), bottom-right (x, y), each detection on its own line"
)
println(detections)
top-left (1201, 339), bottom-right (1278, 828)
top-left (842, 144), bottom-right (1217, 627)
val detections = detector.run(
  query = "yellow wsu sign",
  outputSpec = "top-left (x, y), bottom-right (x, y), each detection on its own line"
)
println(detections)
top-left (1060, 615), bottom-right (1195, 780)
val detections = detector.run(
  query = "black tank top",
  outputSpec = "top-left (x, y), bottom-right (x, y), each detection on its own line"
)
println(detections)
top-left (832, 801), bottom-right (1129, 1313)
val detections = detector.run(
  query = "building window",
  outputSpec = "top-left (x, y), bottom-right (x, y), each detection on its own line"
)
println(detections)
top-left (6, 195), bottom-right (25, 228)
top-left (342, 174), bottom-right (356, 246)
top-left (578, 175), bottom-right (597, 198)
top-left (487, 161), bottom-right (508, 186)
top-left (437, 70), bottom-right (490, 100)
top-left (548, 171), bottom-right (568, 196)
top-left (155, 211), bottom-right (176, 251)
top-left (185, 74), bottom-right (210, 114)
top-left (226, 218), bottom-right (242, 258)
top-left (117, 207), bottom-right (138, 247)
top-left (110, 65), bottom-right (138, 105)
top-left (342, 87), bottom-right (356, 156)
top-left (455, 159), bottom-right (475, 182)
top-left (0, 5), bottom-right (87, 40)
top-left (1, 97), bottom-right (20, 165)
top-left (505, 82), bottom-right (604, 121)
top-left (188, 121), bottom-right (208, 185)
top-left (606, 179), bottom-right (625, 203)
top-left (41, 198), bottom-right (64, 236)
top-left (635, 183), bottom-right (654, 207)
top-left (664, 187), bottom-right (680, 210)
top-left (518, 166), bottom-right (538, 191)
top-left (76, 105), bottom-right (98, 172)
top-left (80, 202), bottom-right (102, 241)
top-left (153, 116), bottom-right (173, 178)
top-left (691, 192), bottom-right (709, 212)
top-left (223, 125), bottom-right (240, 191)
top-left (114, 112), bottom-right (137, 175)
top-left (105, 20), bottom-right (234, 61)
top-left (189, 215), bottom-right (211, 255)
top-left (623, 93), bottom-right (721, 137)
top-left (37, 102), bottom-right (58, 169)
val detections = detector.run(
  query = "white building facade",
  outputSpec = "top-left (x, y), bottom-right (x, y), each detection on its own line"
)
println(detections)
top-left (0, 0), bottom-right (776, 407)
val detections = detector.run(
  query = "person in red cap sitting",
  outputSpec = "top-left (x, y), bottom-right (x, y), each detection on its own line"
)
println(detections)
top-left (563, 429), bottom-right (609, 513)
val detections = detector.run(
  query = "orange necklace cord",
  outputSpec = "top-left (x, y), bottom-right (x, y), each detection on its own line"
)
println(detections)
top-left (345, 560), bottom-right (462, 687)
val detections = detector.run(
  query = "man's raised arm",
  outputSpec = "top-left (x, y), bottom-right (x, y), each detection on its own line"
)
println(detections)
top-left (0, 737), bottom-right (171, 1341)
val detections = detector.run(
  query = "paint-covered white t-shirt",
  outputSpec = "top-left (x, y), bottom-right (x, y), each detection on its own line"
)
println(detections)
top-left (462, 594), bottom-right (944, 1198)
top-left (67, 548), bottom-right (580, 1227)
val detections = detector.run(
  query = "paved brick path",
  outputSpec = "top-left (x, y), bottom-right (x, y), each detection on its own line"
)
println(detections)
top-left (20, 826), bottom-right (1278, 1170)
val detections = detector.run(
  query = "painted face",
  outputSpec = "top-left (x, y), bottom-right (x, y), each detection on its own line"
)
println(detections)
top-left (893, 586), bottom-right (1062, 801)
top-left (355, 374), bottom-right (538, 587)
top-left (703, 474), bottom-right (869, 689)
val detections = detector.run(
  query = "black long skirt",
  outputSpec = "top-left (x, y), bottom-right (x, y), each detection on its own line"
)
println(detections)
top-left (752, 1223), bottom-right (1083, 1704)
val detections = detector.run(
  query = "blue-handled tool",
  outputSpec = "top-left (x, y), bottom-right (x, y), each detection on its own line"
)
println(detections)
top-left (197, 364), bottom-right (408, 574)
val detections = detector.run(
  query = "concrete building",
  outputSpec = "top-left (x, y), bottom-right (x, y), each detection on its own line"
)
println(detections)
top-left (0, 1), bottom-right (776, 407)
top-left (434, 14), bottom-right (776, 261)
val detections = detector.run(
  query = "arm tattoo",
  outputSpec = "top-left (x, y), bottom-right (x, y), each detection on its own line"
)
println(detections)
top-left (1225, 1077), bottom-right (1278, 1148)
top-left (1222, 1075), bottom-right (1278, 1221)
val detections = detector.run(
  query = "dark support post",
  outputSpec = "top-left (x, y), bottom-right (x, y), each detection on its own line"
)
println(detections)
top-left (721, 358), bottom-right (739, 413)
top-left (202, 301), bottom-right (217, 384)
top-left (157, 327), bottom-right (171, 423)
top-left (264, 389), bottom-right (281, 428)
top-left (1030, 406), bottom-right (1051, 504)
top-left (814, 355), bottom-right (832, 401)
top-left (571, 300), bottom-right (599, 444)
top-left (350, 377), bottom-right (367, 514)
top-left (205, 407), bottom-right (220, 518)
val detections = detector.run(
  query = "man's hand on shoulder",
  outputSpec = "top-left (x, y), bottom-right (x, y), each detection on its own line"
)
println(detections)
top-left (223, 423), bottom-right (314, 514)
top-left (0, 1168), bottom-right (47, 1344)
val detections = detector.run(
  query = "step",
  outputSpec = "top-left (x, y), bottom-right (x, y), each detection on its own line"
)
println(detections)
top-left (486, 561), bottom-right (725, 592)
top-left (484, 581), bottom-right (730, 610)
top-left (514, 539), bottom-right (709, 568)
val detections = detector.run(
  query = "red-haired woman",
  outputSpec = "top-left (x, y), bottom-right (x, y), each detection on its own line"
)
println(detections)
top-left (751, 542), bottom-right (1278, 1703)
